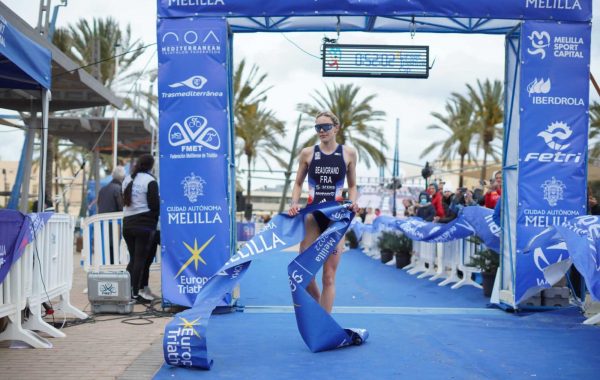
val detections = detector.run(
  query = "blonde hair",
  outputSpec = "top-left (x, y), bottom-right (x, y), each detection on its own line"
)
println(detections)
top-left (315, 111), bottom-right (340, 126)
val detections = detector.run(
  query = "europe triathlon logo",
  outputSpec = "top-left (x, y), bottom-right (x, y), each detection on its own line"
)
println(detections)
top-left (174, 236), bottom-right (214, 294)
top-left (162, 75), bottom-right (224, 99)
top-left (165, 316), bottom-right (203, 367)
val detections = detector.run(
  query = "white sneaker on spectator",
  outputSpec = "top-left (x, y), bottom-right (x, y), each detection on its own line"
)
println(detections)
top-left (138, 289), bottom-right (154, 301)
top-left (143, 286), bottom-right (159, 299)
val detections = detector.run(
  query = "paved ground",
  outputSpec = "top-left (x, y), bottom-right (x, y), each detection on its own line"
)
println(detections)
top-left (0, 255), bottom-right (169, 380)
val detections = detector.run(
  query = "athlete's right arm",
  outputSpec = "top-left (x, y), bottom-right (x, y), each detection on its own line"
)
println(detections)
top-left (288, 147), bottom-right (311, 216)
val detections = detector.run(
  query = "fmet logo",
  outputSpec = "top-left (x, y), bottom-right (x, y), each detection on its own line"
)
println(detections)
top-left (524, 121), bottom-right (581, 163)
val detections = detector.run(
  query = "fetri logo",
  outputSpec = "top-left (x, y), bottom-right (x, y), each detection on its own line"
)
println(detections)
top-left (524, 121), bottom-right (581, 163)
top-left (537, 121), bottom-right (572, 151)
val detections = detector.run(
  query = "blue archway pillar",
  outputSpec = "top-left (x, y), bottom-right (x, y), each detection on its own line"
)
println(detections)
top-left (500, 21), bottom-right (592, 307)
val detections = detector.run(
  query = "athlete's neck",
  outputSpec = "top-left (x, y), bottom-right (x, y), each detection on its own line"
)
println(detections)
top-left (319, 141), bottom-right (338, 155)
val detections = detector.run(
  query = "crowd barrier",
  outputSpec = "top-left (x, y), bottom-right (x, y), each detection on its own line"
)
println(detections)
top-left (359, 229), bottom-right (484, 292)
top-left (0, 213), bottom-right (87, 348)
top-left (81, 212), bottom-right (161, 274)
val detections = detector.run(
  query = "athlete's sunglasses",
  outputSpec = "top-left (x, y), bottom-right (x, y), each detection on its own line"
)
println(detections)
top-left (315, 123), bottom-right (335, 133)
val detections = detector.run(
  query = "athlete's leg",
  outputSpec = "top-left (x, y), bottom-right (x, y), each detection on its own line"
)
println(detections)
top-left (300, 214), bottom-right (321, 302)
top-left (320, 236), bottom-right (345, 313)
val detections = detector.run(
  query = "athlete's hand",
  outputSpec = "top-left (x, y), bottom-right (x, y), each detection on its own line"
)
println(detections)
top-left (347, 202), bottom-right (359, 214)
top-left (288, 202), bottom-right (300, 216)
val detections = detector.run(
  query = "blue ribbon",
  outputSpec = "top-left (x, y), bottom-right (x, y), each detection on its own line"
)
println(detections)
top-left (349, 206), bottom-right (501, 253)
top-left (525, 215), bottom-right (600, 301)
top-left (163, 202), bottom-right (368, 369)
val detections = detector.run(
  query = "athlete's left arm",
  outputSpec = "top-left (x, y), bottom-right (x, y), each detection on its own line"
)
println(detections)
top-left (346, 147), bottom-right (359, 213)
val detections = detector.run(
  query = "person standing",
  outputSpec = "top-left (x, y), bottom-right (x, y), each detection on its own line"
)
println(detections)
top-left (122, 154), bottom-right (159, 301)
top-left (98, 166), bottom-right (125, 214)
top-left (288, 111), bottom-right (359, 313)
top-left (97, 166), bottom-right (125, 264)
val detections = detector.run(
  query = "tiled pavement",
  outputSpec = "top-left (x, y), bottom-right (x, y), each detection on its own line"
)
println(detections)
top-left (0, 255), bottom-right (169, 380)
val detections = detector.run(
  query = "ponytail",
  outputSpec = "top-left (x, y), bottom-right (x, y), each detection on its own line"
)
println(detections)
top-left (123, 154), bottom-right (155, 207)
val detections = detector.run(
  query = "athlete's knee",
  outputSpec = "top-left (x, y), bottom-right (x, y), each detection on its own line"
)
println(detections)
top-left (322, 271), bottom-right (336, 287)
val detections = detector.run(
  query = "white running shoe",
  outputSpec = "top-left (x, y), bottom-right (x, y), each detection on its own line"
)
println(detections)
top-left (143, 286), bottom-right (159, 299)
top-left (138, 289), bottom-right (155, 301)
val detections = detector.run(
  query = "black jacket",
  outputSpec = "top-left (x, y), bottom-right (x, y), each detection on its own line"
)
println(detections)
top-left (98, 179), bottom-right (124, 213)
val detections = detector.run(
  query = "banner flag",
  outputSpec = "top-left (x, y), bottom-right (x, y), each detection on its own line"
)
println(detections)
top-left (158, 0), bottom-right (592, 22)
top-left (516, 21), bottom-right (591, 303)
top-left (526, 215), bottom-right (600, 301)
top-left (163, 202), bottom-right (368, 369)
top-left (350, 206), bottom-right (500, 253)
top-left (0, 210), bottom-right (52, 284)
top-left (157, 17), bottom-right (232, 307)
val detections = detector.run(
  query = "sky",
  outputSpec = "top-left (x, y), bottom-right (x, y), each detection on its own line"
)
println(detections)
top-left (1, 0), bottom-right (599, 189)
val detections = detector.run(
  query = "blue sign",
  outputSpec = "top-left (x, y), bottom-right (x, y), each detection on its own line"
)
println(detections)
top-left (526, 215), bottom-right (600, 302)
top-left (157, 18), bottom-right (232, 307)
top-left (236, 222), bottom-right (255, 242)
top-left (515, 21), bottom-right (591, 303)
top-left (158, 0), bottom-right (592, 21)
top-left (0, 211), bottom-right (52, 284)
top-left (163, 202), bottom-right (368, 369)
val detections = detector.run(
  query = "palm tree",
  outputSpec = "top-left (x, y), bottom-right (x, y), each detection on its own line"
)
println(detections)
top-left (297, 83), bottom-right (387, 168)
top-left (588, 102), bottom-right (600, 159)
top-left (233, 60), bottom-right (286, 200)
top-left (420, 95), bottom-right (478, 187)
top-left (50, 18), bottom-right (146, 211)
top-left (459, 79), bottom-right (504, 181)
top-left (236, 107), bottom-right (287, 200)
top-left (54, 17), bottom-right (144, 88)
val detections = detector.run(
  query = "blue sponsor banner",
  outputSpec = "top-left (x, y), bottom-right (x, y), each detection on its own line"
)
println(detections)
top-left (349, 207), bottom-right (501, 253)
top-left (516, 21), bottom-right (591, 303)
top-left (158, 17), bottom-right (232, 307)
top-left (0, 211), bottom-right (52, 284)
top-left (163, 202), bottom-right (367, 369)
top-left (158, 0), bottom-right (592, 22)
top-left (526, 215), bottom-right (600, 301)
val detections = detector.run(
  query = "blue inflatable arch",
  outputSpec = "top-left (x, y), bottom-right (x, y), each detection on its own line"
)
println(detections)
top-left (156, 0), bottom-right (593, 309)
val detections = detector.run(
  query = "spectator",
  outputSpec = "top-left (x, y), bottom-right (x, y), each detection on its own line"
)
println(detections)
top-left (364, 207), bottom-right (376, 224)
top-left (31, 195), bottom-right (53, 212)
top-left (427, 183), bottom-right (445, 218)
top-left (97, 166), bottom-right (126, 264)
top-left (374, 208), bottom-right (381, 217)
top-left (403, 199), bottom-right (417, 217)
top-left (588, 186), bottom-right (600, 215)
top-left (98, 166), bottom-right (125, 213)
top-left (122, 154), bottom-right (159, 302)
top-left (416, 192), bottom-right (435, 222)
top-left (435, 183), bottom-right (457, 223)
top-left (358, 208), bottom-right (367, 223)
top-left (484, 171), bottom-right (502, 209)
